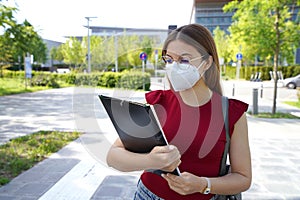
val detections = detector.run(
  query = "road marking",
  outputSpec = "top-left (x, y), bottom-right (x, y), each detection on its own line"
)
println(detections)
top-left (39, 158), bottom-right (110, 200)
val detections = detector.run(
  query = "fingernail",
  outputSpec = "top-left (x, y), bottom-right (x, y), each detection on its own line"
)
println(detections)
top-left (169, 145), bottom-right (174, 150)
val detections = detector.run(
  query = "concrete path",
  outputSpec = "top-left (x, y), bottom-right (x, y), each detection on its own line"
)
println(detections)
top-left (0, 80), bottom-right (299, 199)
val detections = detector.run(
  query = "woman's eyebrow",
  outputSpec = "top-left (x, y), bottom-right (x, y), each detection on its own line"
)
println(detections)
top-left (165, 53), bottom-right (174, 58)
top-left (166, 52), bottom-right (193, 57)
top-left (181, 53), bottom-right (193, 57)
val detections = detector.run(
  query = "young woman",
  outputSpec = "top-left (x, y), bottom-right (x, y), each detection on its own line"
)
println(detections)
top-left (106, 24), bottom-right (252, 200)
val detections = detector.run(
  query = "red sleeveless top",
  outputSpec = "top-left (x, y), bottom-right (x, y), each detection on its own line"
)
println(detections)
top-left (141, 90), bottom-right (248, 200)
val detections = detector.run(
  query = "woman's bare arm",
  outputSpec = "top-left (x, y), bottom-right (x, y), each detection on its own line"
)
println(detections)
top-left (106, 138), bottom-right (181, 173)
top-left (209, 113), bottom-right (252, 194)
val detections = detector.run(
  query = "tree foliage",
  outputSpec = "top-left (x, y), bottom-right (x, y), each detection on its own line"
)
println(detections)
top-left (51, 33), bottom-right (157, 72)
top-left (60, 37), bottom-right (86, 68)
top-left (0, 4), bottom-right (16, 73)
top-left (0, 2), bottom-right (47, 72)
top-left (224, 0), bottom-right (300, 114)
top-left (213, 26), bottom-right (232, 65)
top-left (224, 0), bottom-right (300, 65)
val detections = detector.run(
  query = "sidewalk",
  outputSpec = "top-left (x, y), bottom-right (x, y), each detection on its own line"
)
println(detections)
top-left (0, 81), bottom-right (300, 199)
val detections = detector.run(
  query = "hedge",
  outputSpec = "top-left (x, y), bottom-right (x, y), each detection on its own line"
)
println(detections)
top-left (0, 70), bottom-right (151, 91)
top-left (119, 70), bottom-right (151, 90)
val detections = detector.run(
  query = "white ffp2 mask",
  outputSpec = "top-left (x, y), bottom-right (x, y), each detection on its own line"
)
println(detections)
top-left (166, 61), bottom-right (205, 92)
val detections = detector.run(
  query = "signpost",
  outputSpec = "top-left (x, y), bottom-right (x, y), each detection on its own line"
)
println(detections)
top-left (154, 50), bottom-right (158, 77)
top-left (139, 52), bottom-right (147, 72)
top-left (139, 52), bottom-right (147, 61)
top-left (25, 54), bottom-right (32, 89)
top-left (139, 52), bottom-right (147, 90)
top-left (25, 56), bottom-right (32, 79)
top-left (236, 53), bottom-right (243, 60)
top-left (236, 53), bottom-right (242, 80)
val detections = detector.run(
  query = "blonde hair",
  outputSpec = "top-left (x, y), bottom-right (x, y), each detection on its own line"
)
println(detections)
top-left (162, 24), bottom-right (223, 95)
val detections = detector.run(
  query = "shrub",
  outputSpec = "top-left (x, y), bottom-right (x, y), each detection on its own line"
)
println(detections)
top-left (31, 73), bottom-right (60, 88)
top-left (100, 72), bottom-right (121, 88)
top-left (1, 69), bottom-right (153, 91)
top-left (119, 70), bottom-right (150, 90)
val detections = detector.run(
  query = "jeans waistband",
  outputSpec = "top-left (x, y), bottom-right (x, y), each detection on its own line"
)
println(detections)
top-left (134, 179), bottom-right (164, 200)
top-left (134, 179), bottom-right (220, 200)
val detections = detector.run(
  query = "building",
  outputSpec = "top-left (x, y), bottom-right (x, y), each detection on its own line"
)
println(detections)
top-left (43, 39), bottom-right (63, 69)
top-left (193, 0), bottom-right (299, 34)
top-left (193, 0), bottom-right (233, 33)
top-left (88, 26), bottom-right (169, 47)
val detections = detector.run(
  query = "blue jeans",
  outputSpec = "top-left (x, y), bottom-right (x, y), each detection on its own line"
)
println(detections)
top-left (134, 180), bottom-right (164, 200)
top-left (133, 179), bottom-right (219, 200)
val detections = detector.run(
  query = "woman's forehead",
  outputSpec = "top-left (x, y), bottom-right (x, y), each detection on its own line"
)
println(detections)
top-left (166, 40), bottom-right (200, 57)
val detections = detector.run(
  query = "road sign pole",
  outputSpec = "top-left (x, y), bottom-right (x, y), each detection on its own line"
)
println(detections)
top-left (139, 52), bottom-right (147, 91)
top-left (236, 60), bottom-right (241, 80)
top-left (154, 50), bottom-right (158, 77)
top-left (236, 53), bottom-right (243, 80)
top-left (142, 60), bottom-right (145, 90)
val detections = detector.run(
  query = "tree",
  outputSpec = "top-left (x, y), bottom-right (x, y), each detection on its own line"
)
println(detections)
top-left (61, 37), bottom-right (86, 68)
top-left (141, 36), bottom-right (154, 63)
top-left (1, 3), bottom-right (47, 71)
top-left (213, 26), bottom-right (232, 68)
top-left (116, 32), bottom-right (131, 70)
top-left (8, 20), bottom-right (47, 65)
top-left (89, 35), bottom-right (105, 71)
top-left (53, 32), bottom-right (156, 72)
top-left (0, 3), bottom-right (16, 28)
top-left (126, 35), bottom-right (144, 67)
top-left (0, 33), bottom-right (13, 76)
top-left (224, 0), bottom-right (300, 114)
top-left (50, 45), bottom-right (64, 63)
top-left (0, 4), bottom-right (16, 75)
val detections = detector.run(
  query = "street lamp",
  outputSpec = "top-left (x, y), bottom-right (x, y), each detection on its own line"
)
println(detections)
top-left (85, 16), bottom-right (97, 73)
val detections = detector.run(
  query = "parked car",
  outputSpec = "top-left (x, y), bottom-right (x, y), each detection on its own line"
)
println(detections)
top-left (283, 74), bottom-right (300, 89)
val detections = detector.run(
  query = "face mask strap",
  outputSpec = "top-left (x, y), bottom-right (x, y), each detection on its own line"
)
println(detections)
top-left (196, 61), bottom-right (205, 70)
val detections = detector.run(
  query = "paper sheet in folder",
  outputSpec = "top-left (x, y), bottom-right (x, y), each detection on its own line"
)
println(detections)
top-left (99, 95), bottom-right (181, 176)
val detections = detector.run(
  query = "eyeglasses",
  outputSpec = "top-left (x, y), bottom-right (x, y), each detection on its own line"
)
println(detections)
top-left (162, 55), bottom-right (205, 65)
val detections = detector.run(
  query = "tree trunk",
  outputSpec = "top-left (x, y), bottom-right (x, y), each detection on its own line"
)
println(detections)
top-left (272, 6), bottom-right (281, 115)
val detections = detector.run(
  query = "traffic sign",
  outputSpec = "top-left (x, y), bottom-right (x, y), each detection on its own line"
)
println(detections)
top-left (154, 50), bottom-right (158, 61)
top-left (236, 53), bottom-right (243, 60)
top-left (139, 52), bottom-right (147, 61)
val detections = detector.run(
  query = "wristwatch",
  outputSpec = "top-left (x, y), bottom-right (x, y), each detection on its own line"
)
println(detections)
top-left (202, 177), bottom-right (211, 194)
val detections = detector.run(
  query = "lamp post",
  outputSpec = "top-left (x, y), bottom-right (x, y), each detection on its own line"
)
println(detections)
top-left (85, 16), bottom-right (97, 73)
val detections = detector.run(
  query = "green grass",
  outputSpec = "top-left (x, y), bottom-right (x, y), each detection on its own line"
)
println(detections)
top-left (284, 101), bottom-right (300, 109)
top-left (0, 131), bottom-right (82, 186)
top-left (0, 78), bottom-right (71, 96)
top-left (248, 111), bottom-right (300, 119)
top-left (0, 78), bottom-right (49, 96)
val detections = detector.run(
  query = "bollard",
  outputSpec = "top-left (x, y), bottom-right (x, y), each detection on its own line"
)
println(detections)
top-left (260, 84), bottom-right (263, 98)
top-left (253, 88), bottom-right (258, 115)
top-left (232, 83), bottom-right (235, 96)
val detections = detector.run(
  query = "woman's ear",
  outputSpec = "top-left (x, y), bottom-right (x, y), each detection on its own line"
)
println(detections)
top-left (203, 55), bottom-right (213, 71)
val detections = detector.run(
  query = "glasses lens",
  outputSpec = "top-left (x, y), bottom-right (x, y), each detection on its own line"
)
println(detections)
top-left (180, 58), bottom-right (190, 64)
top-left (163, 56), bottom-right (173, 64)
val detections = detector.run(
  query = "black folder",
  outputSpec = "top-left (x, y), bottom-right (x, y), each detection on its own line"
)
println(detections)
top-left (99, 94), bottom-right (180, 176)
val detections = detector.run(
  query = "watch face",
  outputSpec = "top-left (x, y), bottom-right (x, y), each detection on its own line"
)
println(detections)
top-left (203, 188), bottom-right (211, 194)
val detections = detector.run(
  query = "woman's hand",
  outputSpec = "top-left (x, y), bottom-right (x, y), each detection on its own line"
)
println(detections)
top-left (147, 145), bottom-right (181, 172)
top-left (162, 172), bottom-right (206, 195)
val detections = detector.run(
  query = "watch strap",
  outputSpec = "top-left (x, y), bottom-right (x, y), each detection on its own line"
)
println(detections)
top-left (202, 177), bottom-right (211, 194)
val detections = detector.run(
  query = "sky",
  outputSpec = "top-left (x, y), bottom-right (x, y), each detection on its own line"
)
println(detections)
top-left (4, 0), bottom-right (194, 42)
